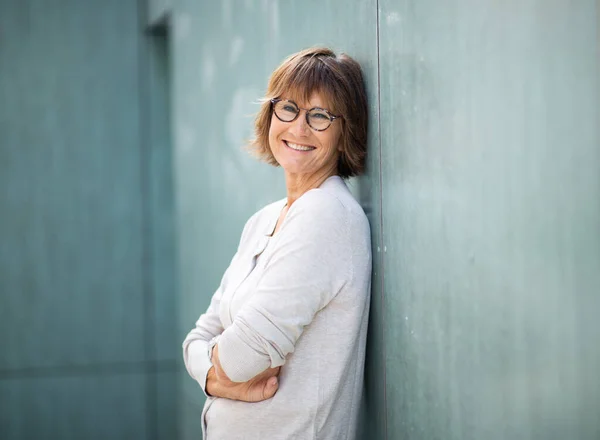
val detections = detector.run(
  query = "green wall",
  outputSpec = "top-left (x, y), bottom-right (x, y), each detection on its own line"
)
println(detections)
top-left (0, 1), bottom-right (177, 439)
top-left (378, 1), bottom-right (600, 439)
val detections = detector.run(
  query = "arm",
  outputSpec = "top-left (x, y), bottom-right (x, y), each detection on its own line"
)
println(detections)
top-left (205, 344), bottom-right (280, 401)
top-left (216, 195), bottom-right (352, 382)
top-left (182, 213), bottom-right (258, 395)
top-left (184, 285), bottom-right (281, 402)
top-left (182, 279), bottom-right (225, 396)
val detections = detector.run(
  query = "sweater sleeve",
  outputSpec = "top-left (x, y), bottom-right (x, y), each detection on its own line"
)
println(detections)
top-left (182, 213), bottom-right (258, 395)
top-left (217, 193), bottom-right (352, 382)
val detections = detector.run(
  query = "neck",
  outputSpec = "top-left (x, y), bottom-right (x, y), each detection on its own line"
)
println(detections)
top-left (284, 166), bottom-right (338, 207)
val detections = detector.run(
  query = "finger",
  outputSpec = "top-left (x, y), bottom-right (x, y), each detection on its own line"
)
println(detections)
top-left (261, 376), bottom-right (279, 400)
top-left (268, 366), bottom-right (281, 376)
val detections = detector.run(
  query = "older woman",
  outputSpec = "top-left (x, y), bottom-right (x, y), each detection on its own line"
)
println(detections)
top-left (183, 47), bottom-right (371, 440)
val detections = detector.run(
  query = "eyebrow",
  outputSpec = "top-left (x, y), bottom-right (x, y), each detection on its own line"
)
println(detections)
top-left (282, 99), bottom-right (332, 112)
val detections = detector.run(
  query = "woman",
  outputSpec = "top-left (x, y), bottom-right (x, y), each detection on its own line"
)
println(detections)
top-left (183, 47), bottom-right (371, 440)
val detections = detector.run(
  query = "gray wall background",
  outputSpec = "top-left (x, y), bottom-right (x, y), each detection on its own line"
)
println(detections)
top-left (0, 1), bottom-right (178, 439)
top-left (1, 0), bottom-right (599, 439)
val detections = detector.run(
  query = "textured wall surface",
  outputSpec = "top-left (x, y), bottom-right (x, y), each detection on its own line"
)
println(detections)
top-left (148, 0), bottom-right (173, 25)
top-left (378, 1), bottom-right (600, 439)
top-left (0, 1), bottom-right (177, 439)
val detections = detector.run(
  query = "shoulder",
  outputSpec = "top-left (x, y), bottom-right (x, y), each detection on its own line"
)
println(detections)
top-left (289, 177), bottom-right (370, 238)
top-left (297, 177), bottom-right (368, 223)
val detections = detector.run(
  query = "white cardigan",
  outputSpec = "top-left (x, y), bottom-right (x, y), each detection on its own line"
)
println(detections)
top-left (183, 175), bottom-right (372, 440)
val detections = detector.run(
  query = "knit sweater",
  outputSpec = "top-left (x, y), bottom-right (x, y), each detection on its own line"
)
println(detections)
top-left (182, 175), bottom-right (372, 440)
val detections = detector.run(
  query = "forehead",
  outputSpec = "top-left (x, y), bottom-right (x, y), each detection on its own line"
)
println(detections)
top-left (283, 88), bottom-right (336, 110)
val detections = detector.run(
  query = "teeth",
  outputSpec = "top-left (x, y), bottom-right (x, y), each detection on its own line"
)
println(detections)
top-left (286, 141), bottom-right (315, 151)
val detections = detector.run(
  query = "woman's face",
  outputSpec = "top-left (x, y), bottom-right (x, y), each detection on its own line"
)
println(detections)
top-left (268, 91), bottom-right (342, 180)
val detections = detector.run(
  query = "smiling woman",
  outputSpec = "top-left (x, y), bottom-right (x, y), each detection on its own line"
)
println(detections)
top-left (268, 91), bottom-right (343, 187)
top-left (183, 47), bottom-right (371, 440)
top-left (251, 47), bottom-right (368, 179)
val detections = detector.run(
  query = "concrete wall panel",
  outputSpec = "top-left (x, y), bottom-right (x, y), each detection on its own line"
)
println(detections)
top-left (378, 1), bottom-right (600, 438)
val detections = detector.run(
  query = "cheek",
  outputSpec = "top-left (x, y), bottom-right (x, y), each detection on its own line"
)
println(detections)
top-left (268, 118), bottom-right (283, 142)
top-left (267, 120), bottom-right (277, 145)
top-left (268, 120), bottom-right (289, 158)
top-left (323, 131), bottom-right (342, 154)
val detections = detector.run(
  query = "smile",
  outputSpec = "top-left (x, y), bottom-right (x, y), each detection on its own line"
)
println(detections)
top-left (284, 140), bottom-right (316, 152)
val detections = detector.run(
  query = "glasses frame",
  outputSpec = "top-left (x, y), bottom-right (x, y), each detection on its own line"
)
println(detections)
top-left (270, 98), bottom-right (342, 132)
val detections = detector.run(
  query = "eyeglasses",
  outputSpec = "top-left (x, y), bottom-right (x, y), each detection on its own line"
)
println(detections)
top-left (270, 98), bottom-right (341, 131)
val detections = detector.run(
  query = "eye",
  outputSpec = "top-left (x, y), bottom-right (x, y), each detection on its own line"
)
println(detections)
top-left (282, 104), bottom-right (298, 113)
top-left (310, 110), bottom-right (330, 120)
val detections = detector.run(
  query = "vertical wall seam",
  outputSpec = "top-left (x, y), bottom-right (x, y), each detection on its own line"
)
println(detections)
top-left (136, 0), bottom-right (158, 439)
top-left (375, 1), bottom-right (388, 439)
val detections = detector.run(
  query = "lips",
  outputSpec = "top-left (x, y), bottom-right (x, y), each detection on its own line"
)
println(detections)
top-left (284, 140), bottom-right (316, 152)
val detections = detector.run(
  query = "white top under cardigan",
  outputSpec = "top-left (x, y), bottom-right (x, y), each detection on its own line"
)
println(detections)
top-left (182, 175), bottom-right (372, 440)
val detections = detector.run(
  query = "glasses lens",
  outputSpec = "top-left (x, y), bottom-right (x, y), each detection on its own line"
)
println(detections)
top-left (274, 101), bottom-right (299, 122)
top-left (307, 109), bottom-right (332, 130)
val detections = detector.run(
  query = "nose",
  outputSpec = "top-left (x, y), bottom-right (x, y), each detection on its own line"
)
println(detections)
top-left (288, 110), bottom-right (310, 136)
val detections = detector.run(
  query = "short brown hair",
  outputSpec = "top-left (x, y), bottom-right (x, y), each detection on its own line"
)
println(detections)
top-left (248, 47), bottom-right (368, 178)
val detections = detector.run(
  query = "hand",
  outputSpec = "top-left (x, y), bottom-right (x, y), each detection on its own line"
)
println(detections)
top-left (206, 344), bottom-right (281, 402)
